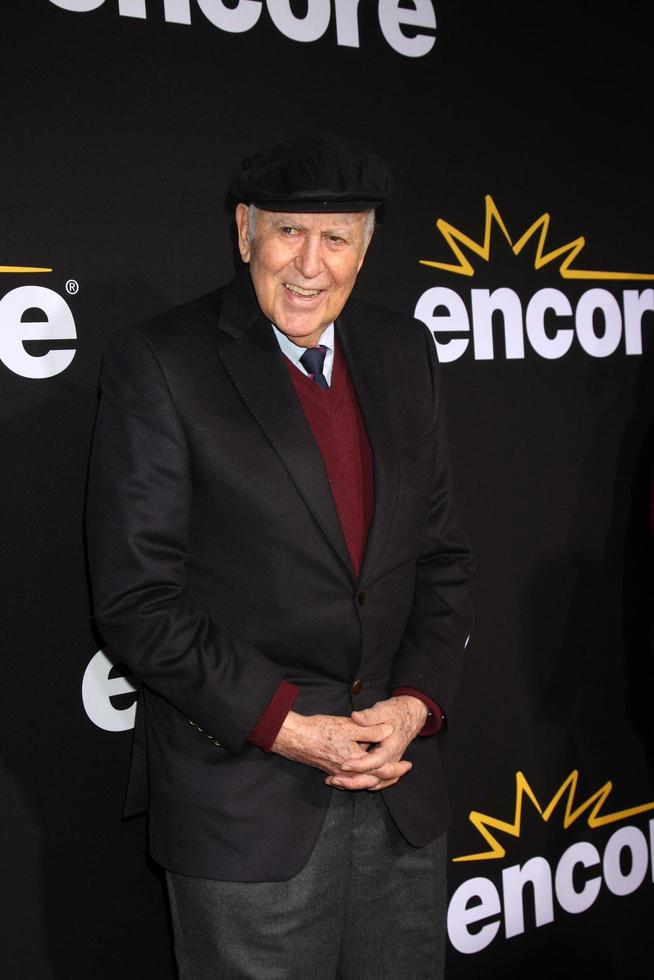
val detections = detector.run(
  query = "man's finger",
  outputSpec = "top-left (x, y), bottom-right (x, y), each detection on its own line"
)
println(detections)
top-left (370, 760), bottom-right (412, 780)
top-left (328, 761), bottom-right (411, 789)
top-left (340, 739), bottom-right (406, 773)
top-left (350, 706), bottom-right (385, 727)
top-left (350, 721), bottom-right (393, 742)
top-left (368, 778), bottom-right (401, 792)
top-left (327, 772), bottom-right (383, 791)
top-left (340, 747), bottom-right (395, 772)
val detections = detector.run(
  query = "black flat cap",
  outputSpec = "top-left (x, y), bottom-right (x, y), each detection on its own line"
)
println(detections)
top-left (231, 134), bottom-right (391, 212)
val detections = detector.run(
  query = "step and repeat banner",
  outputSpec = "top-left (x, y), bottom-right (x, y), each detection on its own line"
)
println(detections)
top-left (3, 2), bottom-right (654, 977)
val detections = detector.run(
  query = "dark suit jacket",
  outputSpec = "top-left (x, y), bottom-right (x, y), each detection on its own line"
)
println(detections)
top-left (86, 272), bottom-right (474, 881)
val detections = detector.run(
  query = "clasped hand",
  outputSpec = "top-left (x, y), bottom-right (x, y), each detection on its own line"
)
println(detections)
top-left (272, 696), bottom-right (428, 792)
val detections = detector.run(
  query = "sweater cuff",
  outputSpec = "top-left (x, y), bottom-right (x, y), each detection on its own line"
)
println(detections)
top-left (247, 681), bottom-right (300, 752)
top-left (392, 687), bottom-right (444, 736)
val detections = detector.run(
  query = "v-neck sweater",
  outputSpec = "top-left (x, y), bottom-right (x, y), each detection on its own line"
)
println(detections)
top-left (285, 340), bottom-right (374, 577)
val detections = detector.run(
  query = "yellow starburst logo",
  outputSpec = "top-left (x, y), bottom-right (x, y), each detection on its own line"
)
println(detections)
top-left (420, 195), bottom-right (654, 281)
top-left (454, 770), bottom-right (654, 862)
top-left (1, 263), bottom-right (52, 273)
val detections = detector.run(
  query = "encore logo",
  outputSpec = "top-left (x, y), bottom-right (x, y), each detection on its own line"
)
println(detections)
top-left (82, 649), bottom-right (138, 732)
top-left (48, 0), bottom-right (438, 58)
top-left (447, 770), bottom-right (654, 955)
top-left (415, 196), bottom-right (654, 362)
top-left (0, 261), bottom-right (78, 378)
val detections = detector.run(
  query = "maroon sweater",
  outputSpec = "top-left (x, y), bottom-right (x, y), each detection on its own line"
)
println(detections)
top-left (249, 342), bottom-right (442, 750)
top-left (286, 341), bottom-right (374, 576)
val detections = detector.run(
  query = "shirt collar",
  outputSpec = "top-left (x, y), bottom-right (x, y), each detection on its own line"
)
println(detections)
top-left (271, 322), bottom-right (335, 386)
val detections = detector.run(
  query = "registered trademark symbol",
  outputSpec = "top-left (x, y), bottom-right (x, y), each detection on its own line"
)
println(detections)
top-left (66, 279), bottom-right (79, 295)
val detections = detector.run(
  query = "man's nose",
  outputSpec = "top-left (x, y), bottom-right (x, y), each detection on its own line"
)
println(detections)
top-left (294, 235), bottom-right (323, 279)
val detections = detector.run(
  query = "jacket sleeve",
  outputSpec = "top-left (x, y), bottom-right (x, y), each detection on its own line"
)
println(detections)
top-left (86, 326), bottom-right (287, 754)
top-left (389, 326), bottom-right (476, 723)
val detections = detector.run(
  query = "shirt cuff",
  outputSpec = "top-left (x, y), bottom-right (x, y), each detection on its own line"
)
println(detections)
top-left (247, 680), bottom-right (300, 752)
top-left (392, 687), bottom-right (444, 736)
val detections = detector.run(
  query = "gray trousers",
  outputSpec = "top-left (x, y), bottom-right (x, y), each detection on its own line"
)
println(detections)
top-left (166, 790), bottom-right (447, 980)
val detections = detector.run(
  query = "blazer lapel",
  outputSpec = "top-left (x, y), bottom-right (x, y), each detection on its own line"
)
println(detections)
top-left (217, 276), bottom-right (354, 578)
top-left (337, 306), bottom-right (400, 585)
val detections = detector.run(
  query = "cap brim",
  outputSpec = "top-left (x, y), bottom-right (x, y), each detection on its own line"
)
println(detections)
top-left (247, 197), bottom-right (383, 212)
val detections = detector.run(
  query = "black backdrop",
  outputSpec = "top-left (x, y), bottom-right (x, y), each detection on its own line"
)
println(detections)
top-left (3, 2), bottom-right (654, 977)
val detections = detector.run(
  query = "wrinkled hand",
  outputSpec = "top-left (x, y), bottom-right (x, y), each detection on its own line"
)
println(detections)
top-left (325, 695), bottom-right (428, 792)
top-left (271, 710), bottom-right (394, 776)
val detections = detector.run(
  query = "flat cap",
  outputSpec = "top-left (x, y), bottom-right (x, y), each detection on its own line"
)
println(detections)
top-left (231, 134), bottom-right (391, 212)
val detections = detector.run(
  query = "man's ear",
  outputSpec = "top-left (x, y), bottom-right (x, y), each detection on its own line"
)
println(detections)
top-left (235, 203), bottom-right (251, 263)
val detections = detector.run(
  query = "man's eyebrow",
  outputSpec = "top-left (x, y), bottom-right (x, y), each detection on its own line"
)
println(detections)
top-left (270, 217), bottom-right (305, 230)
top-left (325, 216), bottom-right (367, 235)
top-left (267, 217), bottom-right (358, 236)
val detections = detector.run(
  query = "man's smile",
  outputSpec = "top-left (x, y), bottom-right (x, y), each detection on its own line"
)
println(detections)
top-left (283, 283), bottom-right (323, 298)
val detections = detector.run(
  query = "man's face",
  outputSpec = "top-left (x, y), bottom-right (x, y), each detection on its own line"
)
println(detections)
top-left (235, 204), bottom-right (372, 348)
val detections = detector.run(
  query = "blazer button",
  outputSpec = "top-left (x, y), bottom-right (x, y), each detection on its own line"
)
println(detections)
top-left (351, 678), bottom-right (364, 695)
top-left (357, 590), bottom-right (367, 606)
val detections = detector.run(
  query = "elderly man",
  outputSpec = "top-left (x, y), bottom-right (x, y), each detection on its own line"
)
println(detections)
top-left (87, 134), bottom-right (474, 979)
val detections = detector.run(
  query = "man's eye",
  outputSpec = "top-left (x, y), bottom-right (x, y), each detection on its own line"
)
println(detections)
top-left (327, 235), bottom-right (345, 244)
top-left (280, 226), bottom-right (298, 236)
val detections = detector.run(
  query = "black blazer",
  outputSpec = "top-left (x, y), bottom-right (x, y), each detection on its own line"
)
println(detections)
top-left (86, 273), bottom-right (474, 881)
